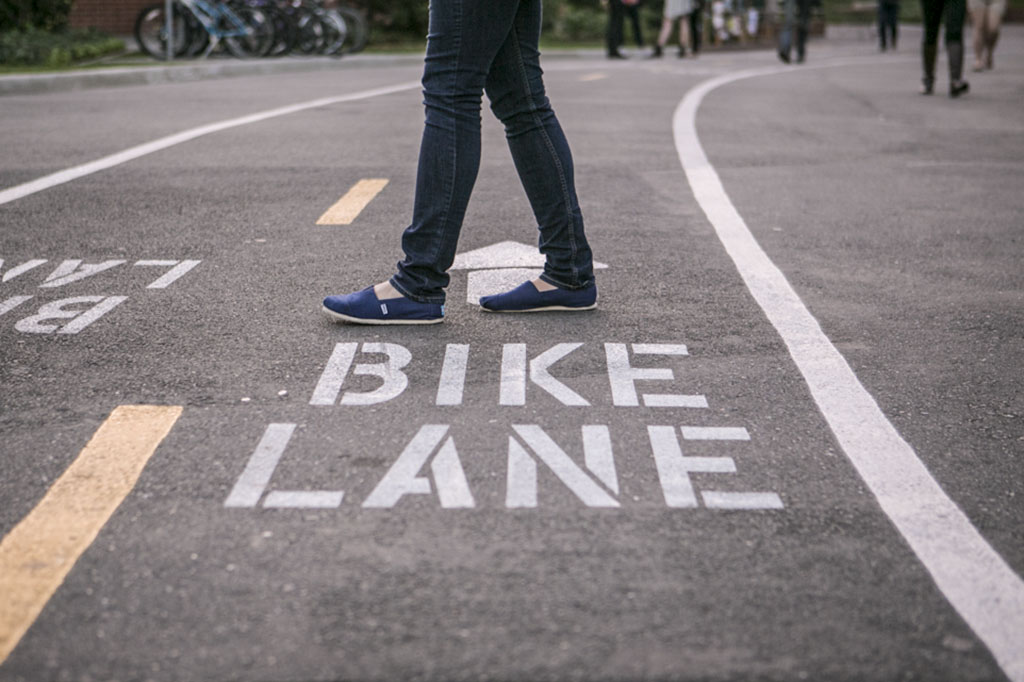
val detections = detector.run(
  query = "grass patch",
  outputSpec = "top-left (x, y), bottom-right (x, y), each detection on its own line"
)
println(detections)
top-left (0, 28), bottom-right (125, 68)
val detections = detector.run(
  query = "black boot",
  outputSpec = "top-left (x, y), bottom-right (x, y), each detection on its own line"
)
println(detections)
top-left (948, 41), bottom-right (969, 97)
top-left (647, 43), bottom-right (663, 58)
top-left (921, 43), bottom-right (937, 94)
top-left (796, 27), bottom-right (808, 62)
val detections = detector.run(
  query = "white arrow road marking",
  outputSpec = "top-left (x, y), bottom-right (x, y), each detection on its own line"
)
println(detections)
top-left (451, 241), bottom-right (609, 305)
top-left (674, 62), bottom-right (1024, 682)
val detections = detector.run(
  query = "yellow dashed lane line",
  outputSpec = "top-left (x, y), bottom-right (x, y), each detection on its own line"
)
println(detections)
top-left (316, 178), bottom-right (390, 225)
top-left (0, 405), bottom-right (182, 663)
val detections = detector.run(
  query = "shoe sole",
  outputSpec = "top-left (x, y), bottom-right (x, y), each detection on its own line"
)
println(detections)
top-left (480, 303), bottom-right (597, 313)
top-left (322, 305), bottom-right (444, 325)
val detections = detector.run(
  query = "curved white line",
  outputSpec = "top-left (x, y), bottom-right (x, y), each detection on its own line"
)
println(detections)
top-left (0, 81), bottom-right (420, 207)
top-left (675, 65), bottom-right (1024, 681)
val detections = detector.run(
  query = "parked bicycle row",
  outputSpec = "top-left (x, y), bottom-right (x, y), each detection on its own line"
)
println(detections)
top-left (134, 0), bottom-right (367, 60)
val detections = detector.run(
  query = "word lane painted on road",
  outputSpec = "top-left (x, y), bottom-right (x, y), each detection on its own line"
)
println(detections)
top-left (0, 257), bottom-right (200, 334)
top-left (225, 341), bottom-right (783, 512)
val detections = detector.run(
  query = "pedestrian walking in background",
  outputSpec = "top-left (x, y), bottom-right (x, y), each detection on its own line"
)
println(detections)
top-left (622, 0), bottom-right (646, 50)
top-left (322, 0), bottom-right (597, 325)
top-left (969, 0), bottom-right (1005, 70)
top-left (920, 0), bottom-right (969, 96)
top-left (650, 0), bottom-right (694, 57)
top-left (607, 0), bottom-right (629, 58)
top-left (878, 0), bottom-right (899, 51)
top-left (777, 0), bottom-right (811, 62)
top-left (689, 0), bottom-right (706, 54)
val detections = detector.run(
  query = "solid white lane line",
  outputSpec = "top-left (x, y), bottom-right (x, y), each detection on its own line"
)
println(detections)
top-left (674, 65), bottom-right (1024, 682)
top-left (0, 81), bottom-right (420, 207)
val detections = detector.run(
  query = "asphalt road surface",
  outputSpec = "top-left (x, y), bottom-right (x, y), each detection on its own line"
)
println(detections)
top-left (1, 28), bottom-right (1022, 682)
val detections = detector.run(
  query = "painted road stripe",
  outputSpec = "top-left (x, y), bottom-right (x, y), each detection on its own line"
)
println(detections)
top-left (580, 73), bottom-right (607, 82)
top-left (674, 64), bottom-right (1024, 682)
top-left (0, 405), bottom-right (182, 664)
top-left (0, 82), bottom-right (419, 207)
top-left (681, 426), bottom-right (750, 441)
top-left (316, 179), bottom-right (389, 226)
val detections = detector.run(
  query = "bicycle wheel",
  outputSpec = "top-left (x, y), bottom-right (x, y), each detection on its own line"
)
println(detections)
top-left (294, 9), bottom-right (326, 55)
top-left (318, 9), bottom-right (346, 56)
top-left (265, 5), bottom-right (298, 56)
top-left (134, 3), bottom-right (189, 59)
top-left (224, 6), bottom-right (276, 58)
top-left (336, 6), bottom-right (367, 54)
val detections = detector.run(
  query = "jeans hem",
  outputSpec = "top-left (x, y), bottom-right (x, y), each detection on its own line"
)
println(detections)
top-left (390, 276), bottom-right (445, 305)
top-left (540, 272), bottom-right (594, 291)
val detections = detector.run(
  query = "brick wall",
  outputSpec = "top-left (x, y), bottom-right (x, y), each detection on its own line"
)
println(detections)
top-left (70, 0), bottom-right (153, 35)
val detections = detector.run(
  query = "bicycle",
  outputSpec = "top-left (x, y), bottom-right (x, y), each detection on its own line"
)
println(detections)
top-left (135, 0), bottom-right (276, 60)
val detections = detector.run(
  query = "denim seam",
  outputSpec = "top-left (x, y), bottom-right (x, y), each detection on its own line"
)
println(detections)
top-left (510, 24), bottom-right (581, 289)
top-left (425, 0), bottom-right (462, 278)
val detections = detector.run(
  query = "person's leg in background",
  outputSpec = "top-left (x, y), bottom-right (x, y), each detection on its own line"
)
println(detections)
top-left (920, 0), bottom-right (943, 93)
top-left (795, 0), bottom-right (811, 61)
top-left (944, 0), bottom-right (969, 95)
top-left (778, 0), bottom-right (795, 61)
top-left (625, 2), bottom-right (645, 46)
top-left (651, 14), bottom-right (673, 56)
top-left (970, 0), bottom-right (989, 70)
top-left (690, 0), bottom-right (705, 53)
top-left (879, 0), bottom-right (888, 49)
top-left (607, 0), bottom-right (627, 57)
top-left (676, 14), bottom-right (692, 54)
top-left (983, 0), bottom-right (1005, 68)
top-left (879, 0), bottom-right (898, 49)
top-left (891, 1), bottom-right (900, 48)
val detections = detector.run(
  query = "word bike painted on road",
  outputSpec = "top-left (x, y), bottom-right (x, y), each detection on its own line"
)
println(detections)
top-left (0, 258), bottom-right (200, 334)
top-left (224, 341), bottom-right (784, 512)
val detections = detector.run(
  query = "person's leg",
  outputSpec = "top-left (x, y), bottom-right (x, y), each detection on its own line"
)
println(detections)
top-left (795, 0), bottom-right (811, 61)
top-left (879, 1), bottom-right (889, 49)
top-left (628, 5), bottom-right (644, 46)
top-left (649, 14), bottom-right (672, 55)
top-left (880, 3), bottom-right (897, 47)
top-left (985, 0), bottom-right (1005, 67)
top-left (678, 15), bottom-right (691, 54)
top-left (607, 0), bottom-right (626, 56)
top-left (892, 2), bottom-right (900, 47)
top-left (970, 0), bottom-right (987, 69)
top-left (778, 0), bottom-right (795, 61)
top-left (390, 0), bottom-right (522, 304)
top-left (920, 0), bottom-right (942, 91)
top-left (485, 0), bottom-right (595, 294)
top-left (690, 0), bottom-right (704, 52)
top-left (945, 0), bottom-right (969, 95)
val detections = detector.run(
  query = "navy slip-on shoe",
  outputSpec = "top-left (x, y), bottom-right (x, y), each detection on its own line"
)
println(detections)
top-left (479, 281), bottom-right (597, 313)
top-left (323, 287), bottom-right (444, 325)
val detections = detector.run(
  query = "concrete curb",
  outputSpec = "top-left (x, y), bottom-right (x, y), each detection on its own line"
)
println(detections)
top-left (0, 50), bottom-right (612, 96)
top-left (0, 53), bottom-right (428, 96)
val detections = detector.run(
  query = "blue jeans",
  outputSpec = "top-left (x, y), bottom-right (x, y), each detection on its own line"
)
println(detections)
top-left (391, 0), bottom-right (595, 304)
top-left (778, 0), bottom-right (811, 59)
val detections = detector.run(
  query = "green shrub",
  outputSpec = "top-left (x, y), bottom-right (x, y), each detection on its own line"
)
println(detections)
top-left (0, 27), bottom-right (124, 66)
top-left (0, 0), bottom-right (74, 32)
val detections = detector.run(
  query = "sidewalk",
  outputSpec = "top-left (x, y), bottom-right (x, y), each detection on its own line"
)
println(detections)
top-left (0, 52), bottom-right (428, 96)
top-left (0, 24), bottom-right (913, 96)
